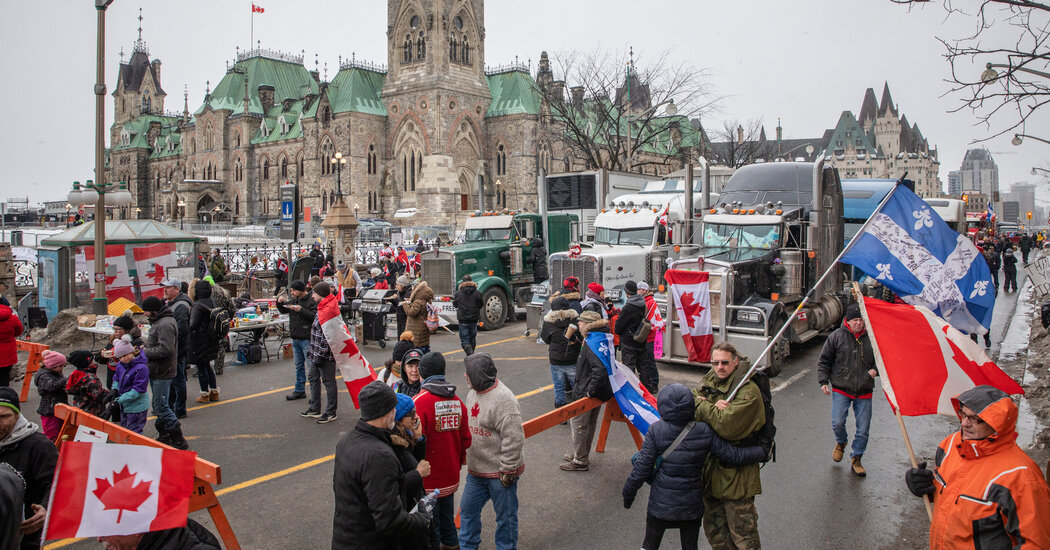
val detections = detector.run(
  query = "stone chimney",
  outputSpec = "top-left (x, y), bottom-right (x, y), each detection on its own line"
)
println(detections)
top-left (570, 86), bottom-right (584, 107)
top-left (151, 59), bottom-right (162, 85)
top-left (549, 80), bottom-right (566, 101)
top-left (258, 85), bottom-right (275, 113)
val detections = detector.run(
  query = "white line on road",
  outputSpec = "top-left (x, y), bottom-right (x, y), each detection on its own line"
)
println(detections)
top-left (771, 369), bottom-right (810, 394)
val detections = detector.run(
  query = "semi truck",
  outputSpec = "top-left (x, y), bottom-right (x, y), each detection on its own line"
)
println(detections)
top-left (544, 170), bottom-right (655, 239)
top-left (659, 160), bottom-right (846, 374)
top-left (419, 211), bottom-right (578, 330)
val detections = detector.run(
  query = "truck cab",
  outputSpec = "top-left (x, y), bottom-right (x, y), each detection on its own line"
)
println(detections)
top-left (662, 161), bottom-right (845, 373)
top-left (420, 211), bottom-right (577, 330)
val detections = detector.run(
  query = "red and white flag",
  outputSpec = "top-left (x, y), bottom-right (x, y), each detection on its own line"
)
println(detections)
top-left (658, 205), bottom-right (672, 241)
top-left (858, 295), bottom-right (1024, 416)
top-left (317, 293), bottom-right (377, 408)
top-left (44, 442), bottom-right (196, 539)
top-left (81, 245), bottom-right (135, 303)
top-left (251, 3), bottom-right (264, 13)
top-left (133, 243), bottom-right (177, 300)
top-left (664, 270), bottom-right (713, 362)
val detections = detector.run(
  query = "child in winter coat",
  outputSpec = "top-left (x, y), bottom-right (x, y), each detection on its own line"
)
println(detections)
top-left (622, 384), bottom-right (768, 550)
top-left (111, 337), bottom-right (150, 434)
top-left (35, 350), bottom-right (69, 440)
top-left (65, 350), bottom-right (112, 418)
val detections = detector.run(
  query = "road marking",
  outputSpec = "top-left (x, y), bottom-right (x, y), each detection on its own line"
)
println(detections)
top-left (445, 335), bottom-right (528, 355)
top-left (515, 384), bottom-right (553, 399)
top-left (771, 369), bottom-right (810, 394)
top-left (214, 453), bottom-right (336, 497)
top-left (491, 356), bottom-right (547, 361)
top-left (184, 433), bottom-right (287, 441)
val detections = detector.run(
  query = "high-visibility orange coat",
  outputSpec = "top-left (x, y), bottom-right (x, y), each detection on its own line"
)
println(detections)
top-left (930, 386), bottom-right (1050, 549)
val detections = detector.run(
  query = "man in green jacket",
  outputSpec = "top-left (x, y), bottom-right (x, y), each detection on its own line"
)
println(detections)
top-left (694, 341), bottom-right (765, 550)
top-left (208, 248), bottom-right (227, 282)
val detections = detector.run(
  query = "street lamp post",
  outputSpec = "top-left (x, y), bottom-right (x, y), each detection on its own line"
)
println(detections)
top-left (330, 151), bottom-right (348, 197)
top-left (177, 198), bottom-right (186, 229)
top-left (89, 0), bottom-right (115, 314)
top-left (66, 204), bottom-right (72, 228)
top-left (1012, 133), bottom-right (1050, 146)
top-left (68, 180), bottom-right (133, 314)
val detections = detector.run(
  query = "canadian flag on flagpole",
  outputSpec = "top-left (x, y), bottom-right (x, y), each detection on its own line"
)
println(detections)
top-left (251, 3), bottom-right (265, 13)
top-left (858, 295), bottom-right (1023, 416)
top-left (44, 442), bottom-right (196, 539)
top-left (317, 293), bottom-right (377, 408)
top-left (664, 269), bottom-right (713, 362)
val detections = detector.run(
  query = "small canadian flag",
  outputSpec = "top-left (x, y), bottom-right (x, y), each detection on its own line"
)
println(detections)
top-left (251, 3), bottom-right (265, 13)
top-left (44, 442), bottom-right (196, 539)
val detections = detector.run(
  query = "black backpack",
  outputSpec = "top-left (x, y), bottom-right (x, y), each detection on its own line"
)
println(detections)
top-left (739, 370), bottom-right (777, 463)
top-left (209, 306), bottom-right (231, 340)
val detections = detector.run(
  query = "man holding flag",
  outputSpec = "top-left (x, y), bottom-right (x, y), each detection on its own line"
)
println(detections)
top-left (561, 311), bottom-right (614, 472)
top-left (304, 282), bottom-right (339, 424)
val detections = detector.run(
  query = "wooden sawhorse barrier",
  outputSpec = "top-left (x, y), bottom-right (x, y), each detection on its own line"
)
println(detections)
top-left (523, 397), bottom-right (644, 452)
top-left (51, 404), bottom-right (241, 550)
top-left (17, 340), bottom-right (48, 403)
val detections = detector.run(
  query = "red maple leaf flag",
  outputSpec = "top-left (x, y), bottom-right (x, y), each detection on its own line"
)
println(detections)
top-left (44, 442), bottom-right (196, 539)
top-left (664, 269), bottom-right (713, 362)
top-left (317, 293), bottom-right (377, 408)
top-left (252, 3), bottom-right (265, 13)
top-left (858, 295), bottom-right (1023, 416)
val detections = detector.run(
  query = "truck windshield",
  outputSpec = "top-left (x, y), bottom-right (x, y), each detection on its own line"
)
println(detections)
top-left (465, 227), bottom-right (513, 241)
top-left (844, 221), bottom-right (864, 242)
top-left (594, 227), bottom-right (653, 245)
top-left (703, 223), bottom-right (780, 249)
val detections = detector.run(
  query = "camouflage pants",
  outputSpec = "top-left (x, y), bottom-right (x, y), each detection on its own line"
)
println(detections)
top-left (703, 496), bottom-right (761, 550)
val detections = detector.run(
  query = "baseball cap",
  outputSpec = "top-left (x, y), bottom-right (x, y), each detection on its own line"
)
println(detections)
top-left (160, 278), bottom-right (181, 288)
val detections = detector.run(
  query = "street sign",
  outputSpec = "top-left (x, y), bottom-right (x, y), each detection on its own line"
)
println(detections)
top-left (280, 184), bottom-right (298, 242)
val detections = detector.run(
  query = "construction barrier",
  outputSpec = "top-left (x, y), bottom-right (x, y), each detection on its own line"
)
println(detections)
top-left (522, 397), bottom-right (644, 452)
top-left (17, 340), bottom-right (48, 403)
top-left (51, 404), bottom-right (241, 550)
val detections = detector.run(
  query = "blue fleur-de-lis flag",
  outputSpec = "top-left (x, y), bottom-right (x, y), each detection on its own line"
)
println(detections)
top-left (841, 184), bottom-right (994, 335)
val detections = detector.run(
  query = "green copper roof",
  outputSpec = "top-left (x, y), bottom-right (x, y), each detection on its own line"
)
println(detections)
top-left (149, 128), bottom-right (183, 159)
top-left (329, 68), bottom-right (387, 116)
top-left (486, 71), bottom-right (540, 117)
top-left (196, 55), bottom-right (318, 116)
top-left (251, 100), bottom-right (306, 144)
top-left (113, 114), bottom-right (180, 151)
top-left (823, 111), bottom-right (878, 157)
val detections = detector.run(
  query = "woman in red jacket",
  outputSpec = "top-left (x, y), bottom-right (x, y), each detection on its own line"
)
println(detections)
top-left (0, 302), bottom-right (24, 387)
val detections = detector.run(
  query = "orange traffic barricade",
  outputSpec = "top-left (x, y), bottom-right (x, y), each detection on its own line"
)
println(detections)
top-left (51, 404), bottom-right (241, 549)
top-left (522, 396), bottom-right (643, 452)
top-left (17, 340), bottom-right (49, 403)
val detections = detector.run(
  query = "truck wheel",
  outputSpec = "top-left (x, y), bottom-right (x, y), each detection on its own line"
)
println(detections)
top-left (481, 288), bottom-right (508, 331)
top-left (767, 316), bottom-right (789, 378)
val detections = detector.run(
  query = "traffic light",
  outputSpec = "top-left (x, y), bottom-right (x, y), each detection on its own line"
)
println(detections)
top-left (961, 194), bottom-right (968, 203)
top-left (1027, 211), bottom-right (1033, 220)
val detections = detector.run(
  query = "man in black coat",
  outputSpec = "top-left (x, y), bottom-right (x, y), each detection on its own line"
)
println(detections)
top-left (530, 238), bottom-right (549, 281)
top-left (453, 275), bottom-right (484, 355)
top-left (614, 280), bottom-right (657, 393)
top-left (162, 278), bottom-right (192, 419)
top-left (1002, 247), bottom-right (1019, 292)
top-left (0, 387), bottom-right (58, 550)
top-left (276, 280), bottom-right (317, 401)
top-left (141, 296), bottom-right (188, 450)
top-left (540, 297), bottom-right (582, 408)
top-left (333, 381), bottom-right (431, 549)
top-left (562, 312), bottom-right (614, 472)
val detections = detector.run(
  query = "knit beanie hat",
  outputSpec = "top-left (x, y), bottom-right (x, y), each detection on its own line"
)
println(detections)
top-left (394, 393), bottom-right (416, 422)
top-left (579, 310), bottom-right (602, 323)
top-left (313, 281), bottom-right (331, 298)
top-left (358, 381), bottom-right (398, 421)
top-left (290, 280), bottom-right (307, 292)
top-left (68, 350), bottom-right (95, 371)
top-left (0, 387), bottom-right (18, 415)
top-left (112, 315), bottom-right (135, 332)
top-left (112, 337), bottom-right (136, 358)
top-left (551, 297), bottom-right (571, 311)
top-left (43, 351), bottom-right (67, 370)
top-left (588, 282), bottom-right (605, 294)
top-left (141, 296), bottom-right (164, 312)
top-left (419, 351), bottom-right (447, 380)
top-left (396, 275), bottom-right (413, 286)
top-left (624, 280), bottom-right (637, 295)
top-left (845, 304), bottom-right (862, 322)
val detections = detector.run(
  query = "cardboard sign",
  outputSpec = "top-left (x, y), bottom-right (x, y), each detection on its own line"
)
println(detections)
top-left (74, 424), bottom-right (109, 444)
top-left (1027, 255), bottom-right (1050, 297)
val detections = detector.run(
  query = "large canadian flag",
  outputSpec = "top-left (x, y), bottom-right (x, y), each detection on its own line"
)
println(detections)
top-left (664, 270), bottom-right (714, 362)
top-left (81, 245), bottom-right (135, 303)
top-left (317, 293), bottom-right (377, 408)
top-left (44, 442), bottom-right (196, 539)
top-left (133, 243), bottom-right (177, 300)
top-left (858, 295), bottom-right (1024, 416)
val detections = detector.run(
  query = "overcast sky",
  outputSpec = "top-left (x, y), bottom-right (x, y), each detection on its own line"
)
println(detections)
top-left (2, 0), bottom-right (1047, 205)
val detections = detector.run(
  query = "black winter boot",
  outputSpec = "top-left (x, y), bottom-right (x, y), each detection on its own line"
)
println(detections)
top-left (154, 420), bottom-right (172, 446)
top-left (166, 424), bottom-right (190, 450)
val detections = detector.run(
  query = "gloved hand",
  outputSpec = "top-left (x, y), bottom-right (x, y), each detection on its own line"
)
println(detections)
top-left (499, 472), bottom-right (517, 487)
top-left (623, 497), bottom-right (634, 509)
top-left (760, 441), bottom-right (774, 462)
top-left (905, 462), bottom-right (934, 497)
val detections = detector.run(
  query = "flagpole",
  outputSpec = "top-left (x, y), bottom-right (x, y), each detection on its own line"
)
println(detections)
top-left (852, 282), bottom-right (934, 521)
top-left (725, 178), bottom-right (906, 401)
top-left (250, 4), bottom-right (254, 54)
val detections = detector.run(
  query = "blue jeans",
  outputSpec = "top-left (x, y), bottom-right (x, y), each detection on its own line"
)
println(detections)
top-left (169, 355), bottom-right (187, 416)
top-left (432, 494), bottom-right (458, 547)
top-left (150, 378), bottom-right (178, 432)
top-left (291, 339), bottom-right (309, 394)
top-left (831, 392), bottom-right (873, 458)
top-left (458, 474), bottom-right (519, 550)
top-left (550, 364), bottom-right (575, 407)
top-left (459, 322), bottom-right (478, 353)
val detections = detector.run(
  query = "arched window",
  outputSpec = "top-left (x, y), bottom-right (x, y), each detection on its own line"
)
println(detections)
top-left (234, 158), bottom-right (242, 182)
top-left (280, 156), bottom-right (288, 179)
top-left (403, 35), bottom-right (412, 63)
top-left (462, 37), bottom-right (470, 64)
top-left (322, 190), bottom-right (328, 212)
top-left (262, 158), bottom-right (270, 180)
top-left (205, 122), bottom-right (214, 150)
top-left (142, 90), bottom-right (151, 113)
top-left (367, 144), bottom-right (378, 175)
top-left (319, 138), bottom-right (335, 175)
top-left (449, 33), bottom-right (458, 62)
top-left (235, 132), bottom-right (241, 147)
top-left (235, 195), bottom-right (240, 215)
top-left (417, 32), bottom-right (426, 59)
top-left (402, 154), bottom-right (408, 191)
top-left (297, 154), bottom-right (304, 177)
top-left (496, 143), bottom-right (507, 175)
top-left (410, 151), bottom-right (417, 191)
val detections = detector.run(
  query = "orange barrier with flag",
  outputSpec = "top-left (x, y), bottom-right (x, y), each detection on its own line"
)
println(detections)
top-left (17, 340), bottom-right (48, 403)
top-left (50, 404), bottom-right (241, 549)
top-left (522, 397), bottom-right (643, 452)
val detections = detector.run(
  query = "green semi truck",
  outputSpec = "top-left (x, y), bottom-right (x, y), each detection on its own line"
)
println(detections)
top-left (420, 211), bottom-right (578, 330)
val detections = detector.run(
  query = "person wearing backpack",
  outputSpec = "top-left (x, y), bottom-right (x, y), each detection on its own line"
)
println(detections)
top-left (817, 303), bottom-right (876, 478)
top-left (624, 384), bottom-right (768, 550)
top-left (614, 280), bottom-right (658, 394)
top-left (693, 341), bottom-right (766, 550)
top-left (189, 280), bottom-right (222, 404)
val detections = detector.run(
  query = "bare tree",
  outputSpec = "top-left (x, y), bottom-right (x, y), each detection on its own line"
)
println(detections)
top-left (891, 0), bottom-right (1050, 142)
top-left (706, 118), bottom-right (779, 167)
top-left (538, 48), bottom-right (719, 172)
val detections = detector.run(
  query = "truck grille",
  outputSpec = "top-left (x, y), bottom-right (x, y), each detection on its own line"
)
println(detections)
top-left (422, 258), bottom-right (455, 296)
top-left (550, 256), bottom-right (600, 289)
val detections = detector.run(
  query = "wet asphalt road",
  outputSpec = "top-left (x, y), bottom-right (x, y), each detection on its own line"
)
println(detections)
top-left (33, 284), bottom-right (1023, 549)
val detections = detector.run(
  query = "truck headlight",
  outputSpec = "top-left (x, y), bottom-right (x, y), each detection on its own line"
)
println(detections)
top-left (737, 310), bottom-right (761, 323)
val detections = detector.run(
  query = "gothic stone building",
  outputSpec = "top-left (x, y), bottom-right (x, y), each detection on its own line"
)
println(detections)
top-left (106, 0), bottom-right (695, 229)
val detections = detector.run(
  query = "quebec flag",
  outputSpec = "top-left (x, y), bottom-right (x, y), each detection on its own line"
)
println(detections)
top-left (586, 331), bottom-right (660, 435)
top-left (841, 184), bottom-right (994, 335)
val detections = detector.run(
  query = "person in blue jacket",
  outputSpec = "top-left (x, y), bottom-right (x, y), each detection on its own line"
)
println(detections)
top-left (110, 338), bottom-right (150, 434)
top-left (622, 383), bottom-right (768, 550)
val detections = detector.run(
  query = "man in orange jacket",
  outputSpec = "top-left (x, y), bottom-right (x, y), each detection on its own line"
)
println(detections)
top-left (905, 385), bottom-right (1050, 549)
